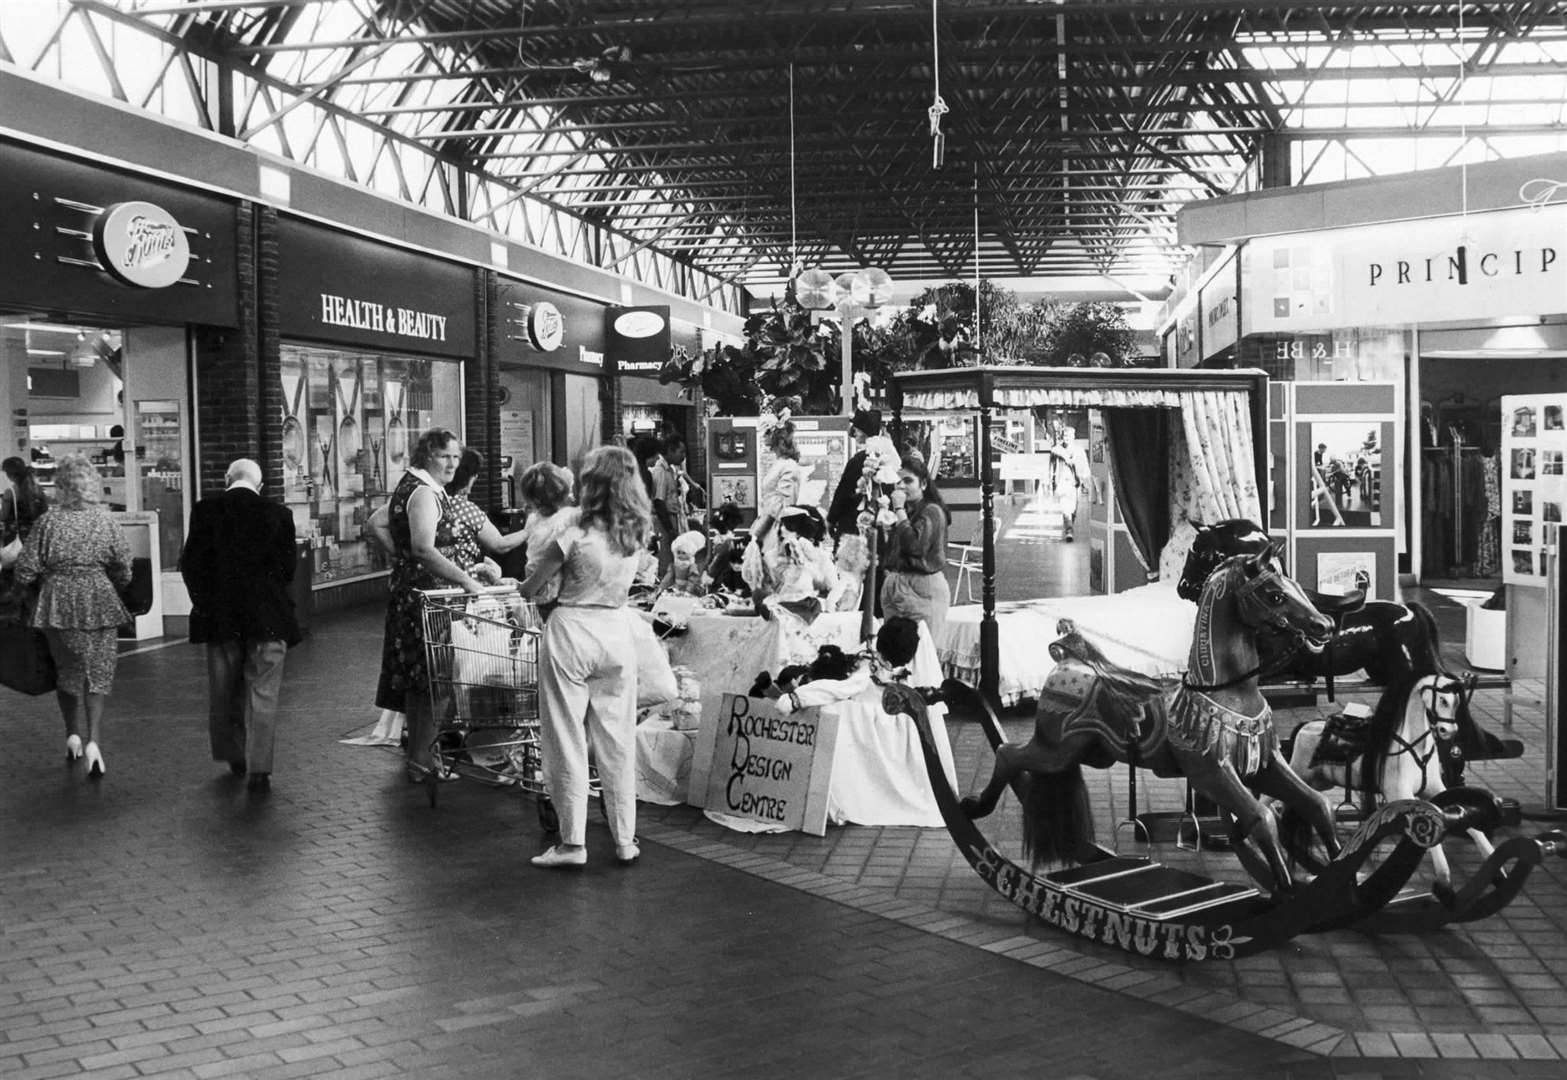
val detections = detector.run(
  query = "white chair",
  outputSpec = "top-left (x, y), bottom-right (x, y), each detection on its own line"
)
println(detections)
top-left (946, 540), bottom-right (980, 603)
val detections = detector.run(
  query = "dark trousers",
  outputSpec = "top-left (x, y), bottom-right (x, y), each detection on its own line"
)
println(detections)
top-left (207, 639), bottom-right (288, 774)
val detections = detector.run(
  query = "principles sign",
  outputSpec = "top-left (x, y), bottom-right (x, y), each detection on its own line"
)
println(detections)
top-left (693, 694), bottom-right (838, 835)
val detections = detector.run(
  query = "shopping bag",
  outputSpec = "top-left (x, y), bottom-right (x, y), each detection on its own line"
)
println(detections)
top-left (119, 557), bottom-right (153, 617)
top-left (0, 623), bottom-right (56, 695)
top-left (628, 611), bottom-right (678, 708)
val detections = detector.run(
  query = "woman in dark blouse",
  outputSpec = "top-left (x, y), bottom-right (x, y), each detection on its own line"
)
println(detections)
top-left (879, 455), bottom-right (951, 643)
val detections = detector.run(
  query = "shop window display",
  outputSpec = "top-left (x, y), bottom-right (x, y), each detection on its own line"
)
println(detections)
top-left (281, 344), bottom-right (462, 587)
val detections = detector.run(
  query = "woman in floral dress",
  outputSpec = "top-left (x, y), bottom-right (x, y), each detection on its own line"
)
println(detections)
top-left (14, 455), bottom-right (131, 777)
top-left (372, 428), bottom-right (483, 780)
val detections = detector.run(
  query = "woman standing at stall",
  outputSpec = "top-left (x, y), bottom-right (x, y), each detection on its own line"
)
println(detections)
top-left (14, 455), bottom-right (131, 775)
top-left (880, 455), bottom-right (952, 643)
top-left (443, 447), bottom-right (527, 577)
top-left (372, 428), bottom-right (483, 781)
top-left (521, 445), bottom-right (650, 869)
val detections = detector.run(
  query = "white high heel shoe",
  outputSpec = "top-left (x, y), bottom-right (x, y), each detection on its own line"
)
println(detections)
top-left (83, 742), bottom-right (105, 778)
top-left (65, 735), bottom-right (83, 763)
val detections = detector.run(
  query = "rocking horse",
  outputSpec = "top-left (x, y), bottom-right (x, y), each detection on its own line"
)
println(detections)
top-left (961, 546), bottom-right (1342, 897)
top-left (1280, 671), bottom-right (1496, 902)
top-left (1177, 519), bottom-right (1443, 689)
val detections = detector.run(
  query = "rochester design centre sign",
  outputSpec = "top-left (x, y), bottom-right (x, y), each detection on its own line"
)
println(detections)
top-left (319, 293), bottom-right (449, 342)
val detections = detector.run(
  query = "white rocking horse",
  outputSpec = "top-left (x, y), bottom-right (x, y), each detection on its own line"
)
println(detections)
top-left (1281, 671), bottom-right (1495, 902)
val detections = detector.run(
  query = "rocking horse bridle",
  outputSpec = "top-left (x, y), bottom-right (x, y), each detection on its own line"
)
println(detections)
top-left (1181, 566), bottom-right (1317, 693)
top-left (1382, 680), bottom-right (1462, 798)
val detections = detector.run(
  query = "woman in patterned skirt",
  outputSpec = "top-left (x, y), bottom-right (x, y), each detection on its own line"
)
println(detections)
top-left (372, 428), bottom-right (483, 780)
top-left (14, 455), bottom-right (131, 777)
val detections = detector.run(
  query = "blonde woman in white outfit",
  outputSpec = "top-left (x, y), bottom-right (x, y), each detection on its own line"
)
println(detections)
top-left (520, 445), bottom-right (651, 868)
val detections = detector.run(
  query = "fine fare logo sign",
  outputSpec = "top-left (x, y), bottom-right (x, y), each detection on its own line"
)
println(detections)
top-left (969, 845), bottom-right (1247, 962)
top-left (93, 201), bottom-right (191, 289)
top-left (320, 293), bottom-right (449, 342)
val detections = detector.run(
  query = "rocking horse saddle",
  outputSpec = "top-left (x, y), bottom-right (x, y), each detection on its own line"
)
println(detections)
top-left (1308, 702), bottom-right (1375, 767)
top-left (1304, 587), bottom-right (1366, 617)
top-left (1049, 621), bottom-right (1169, 712)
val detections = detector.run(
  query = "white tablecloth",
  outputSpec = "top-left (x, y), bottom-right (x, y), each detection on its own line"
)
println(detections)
top-left (636, 611), bottom-right (957, 829)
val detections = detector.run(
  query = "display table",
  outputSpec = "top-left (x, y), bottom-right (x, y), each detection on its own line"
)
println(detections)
top-left (636, 609), bottom-right (957, 829)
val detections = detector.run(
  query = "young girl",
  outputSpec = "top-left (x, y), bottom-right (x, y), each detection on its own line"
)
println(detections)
top-left (515, 462), bottom-right (578, 614)
top-left (520, 446), bottom-right (651, 869)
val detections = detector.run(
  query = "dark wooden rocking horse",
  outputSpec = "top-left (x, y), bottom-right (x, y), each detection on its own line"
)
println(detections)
top-left (961, 546), bottom-right (1342, 897)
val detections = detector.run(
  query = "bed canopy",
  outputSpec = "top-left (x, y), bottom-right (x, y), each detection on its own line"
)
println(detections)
top-left (888, 365), bottom-right (1271, 703)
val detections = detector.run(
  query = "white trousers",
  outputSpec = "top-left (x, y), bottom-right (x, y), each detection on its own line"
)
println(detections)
top-left (538, 606), bottom-right (638, 847)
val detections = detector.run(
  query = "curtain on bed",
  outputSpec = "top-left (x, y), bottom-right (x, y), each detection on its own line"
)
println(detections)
top-left (1172, 390), bottom-right (1264, 526)
top-left (1105, 409), bottom-right (1171, 575)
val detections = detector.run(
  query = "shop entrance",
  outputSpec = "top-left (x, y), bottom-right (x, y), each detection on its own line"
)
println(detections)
top-left (1, 314), bottom-right (193, 636)
top-left (1418, 355), bottom-right (1567, 585)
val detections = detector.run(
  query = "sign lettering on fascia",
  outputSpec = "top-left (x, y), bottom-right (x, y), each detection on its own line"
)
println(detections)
top-left (319, 293), bottom-right (448, 342)
top-left (1368, 244), bottom-right (1557, 287)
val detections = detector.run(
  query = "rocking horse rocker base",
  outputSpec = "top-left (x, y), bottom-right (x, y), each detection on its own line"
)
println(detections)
top-left (888, 679), bottom-right (1567, 962)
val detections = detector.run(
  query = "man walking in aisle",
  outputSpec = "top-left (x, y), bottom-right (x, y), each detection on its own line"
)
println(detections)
top-left (181, 458), bottom-right (301, 792)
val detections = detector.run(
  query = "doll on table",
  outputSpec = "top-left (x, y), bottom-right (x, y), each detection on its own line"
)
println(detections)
top-left (659, 530), bottom-right (707, 596)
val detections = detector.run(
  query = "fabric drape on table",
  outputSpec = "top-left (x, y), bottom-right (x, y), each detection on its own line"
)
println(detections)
top-left (1172, 390), bottom-right (1262, 527)
top-left (1105, 408), bottom-right (1171, 575)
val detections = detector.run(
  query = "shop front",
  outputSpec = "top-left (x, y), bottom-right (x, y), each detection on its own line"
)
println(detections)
top-left (494, 277), bottom-right (608, 512)
top-left (276, 218), bottom-right (473, 611)
top-left (609, 304), bottom-right (699, 452)
top-left (0, 138), bottom-right (239, 637)
top-left (1179, 174), bottom-right (1567, 676)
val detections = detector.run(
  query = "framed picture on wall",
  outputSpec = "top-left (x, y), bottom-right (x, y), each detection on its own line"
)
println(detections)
top-left (1303, 421), bottom-right (1382, 528)
top-left (1317, 551), bottom-right (1375, 597)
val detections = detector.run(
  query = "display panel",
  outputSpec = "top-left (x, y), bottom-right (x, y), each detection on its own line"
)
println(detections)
top-left (1301, 420), bottom-right (1384, 529)
top-left (281, 344), bottom-right (462, 588)
top-left (1502, 392), bottom-right (1567, 588)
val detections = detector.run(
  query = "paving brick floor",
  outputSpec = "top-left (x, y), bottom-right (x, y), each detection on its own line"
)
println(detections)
top-left (3, 604), bottom-right (1566, 1079)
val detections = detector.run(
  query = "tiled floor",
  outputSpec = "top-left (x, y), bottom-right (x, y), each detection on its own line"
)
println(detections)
top-left (4, 598), bottom-right (1566, 1079)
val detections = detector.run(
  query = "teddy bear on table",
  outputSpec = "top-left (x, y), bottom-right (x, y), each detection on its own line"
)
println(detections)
top-left (745, 617), bottom-right (925, 715)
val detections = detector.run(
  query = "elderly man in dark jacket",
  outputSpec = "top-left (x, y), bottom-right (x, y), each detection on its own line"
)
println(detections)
top-left (180, 458), bottom-right (300, 792)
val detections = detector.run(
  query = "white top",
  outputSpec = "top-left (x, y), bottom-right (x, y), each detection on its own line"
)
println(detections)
top-left (521, 507), bottom-right (580, 603)
top-left (554, 524), bottom-right (640, 608)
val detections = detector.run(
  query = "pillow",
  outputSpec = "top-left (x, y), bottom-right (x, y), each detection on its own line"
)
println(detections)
top-left (1158, 518), bottom-right (1198, 585)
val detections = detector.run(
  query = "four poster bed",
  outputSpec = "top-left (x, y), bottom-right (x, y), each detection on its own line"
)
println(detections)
top-left (888, 365), bottom-right (1271, 706)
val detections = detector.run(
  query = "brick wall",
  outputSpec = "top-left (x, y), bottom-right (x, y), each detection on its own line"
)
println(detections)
top-left (468, 270), bottom-right (499, 513)
top-left (193, 201), bottom-right (263, 497)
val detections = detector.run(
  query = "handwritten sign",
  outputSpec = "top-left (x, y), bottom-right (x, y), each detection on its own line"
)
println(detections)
top-left (691, 694), bottom-right (838, 835)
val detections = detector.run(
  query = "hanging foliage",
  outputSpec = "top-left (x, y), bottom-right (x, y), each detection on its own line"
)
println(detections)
top-left (659, 293), bottom-right (843, 416)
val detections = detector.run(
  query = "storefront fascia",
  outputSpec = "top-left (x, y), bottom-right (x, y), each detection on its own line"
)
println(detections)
top-left (0, 136), bottom-right (239, 638)
top-left (494, 276), bottom-right (611, 507)
top-left (276, 216), bottom-right (474, 605)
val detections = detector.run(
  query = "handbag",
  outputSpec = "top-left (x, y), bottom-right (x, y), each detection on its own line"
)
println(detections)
top-left (119, 557), bottom-right (154, 617)
top-left (0, 623), bottom-right (56, 695)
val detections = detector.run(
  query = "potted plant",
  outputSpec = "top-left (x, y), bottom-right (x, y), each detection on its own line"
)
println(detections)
top-left (660, 293), bottom-right (843, 416)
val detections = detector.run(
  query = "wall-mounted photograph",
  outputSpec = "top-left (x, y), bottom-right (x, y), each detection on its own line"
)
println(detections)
top-left (1547, 404), bottom-right (1563, 431)
top-left (1513, 521), bottom-right (1534, 546)
top-left (1514, 489), bottom-right (1534, 515)
top-left (1545, 450), bottom-right (1564, 476)
top-left (1512, 448), bottom-right (1536, 480)
top-left (1304, 422), bottom-right (1381, 528)
top-left (1513, 549), bottom-right (1535, 576)
top-left (1545, 501), bottom-right (1562, 524)
top-left (1512, 406), bottom-right (1538, 438)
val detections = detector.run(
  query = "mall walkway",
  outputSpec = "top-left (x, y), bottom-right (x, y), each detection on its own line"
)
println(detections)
top-left (2, 603), bottom-right (1563, 1080)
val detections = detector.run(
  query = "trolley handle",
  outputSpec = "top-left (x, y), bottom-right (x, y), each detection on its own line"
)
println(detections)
top-left (417, 583), bottom-right (523, 599)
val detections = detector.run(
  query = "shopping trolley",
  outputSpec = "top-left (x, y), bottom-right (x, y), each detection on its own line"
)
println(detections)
top-left (415, 586), bottom-right (562, 827)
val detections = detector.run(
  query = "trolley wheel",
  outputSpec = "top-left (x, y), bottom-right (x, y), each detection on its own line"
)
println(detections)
top-left (537, 795), bottom-right (560, 835)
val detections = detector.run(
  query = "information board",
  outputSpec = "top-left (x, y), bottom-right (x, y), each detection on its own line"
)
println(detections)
top-left (691, 693), bottom-right (838, 835)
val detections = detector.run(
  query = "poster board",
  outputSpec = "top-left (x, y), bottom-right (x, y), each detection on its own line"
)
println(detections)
top-left (1502, 392), bottom-right (1566, 588)
top-left (688, 693), bottom-right (839, 836)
